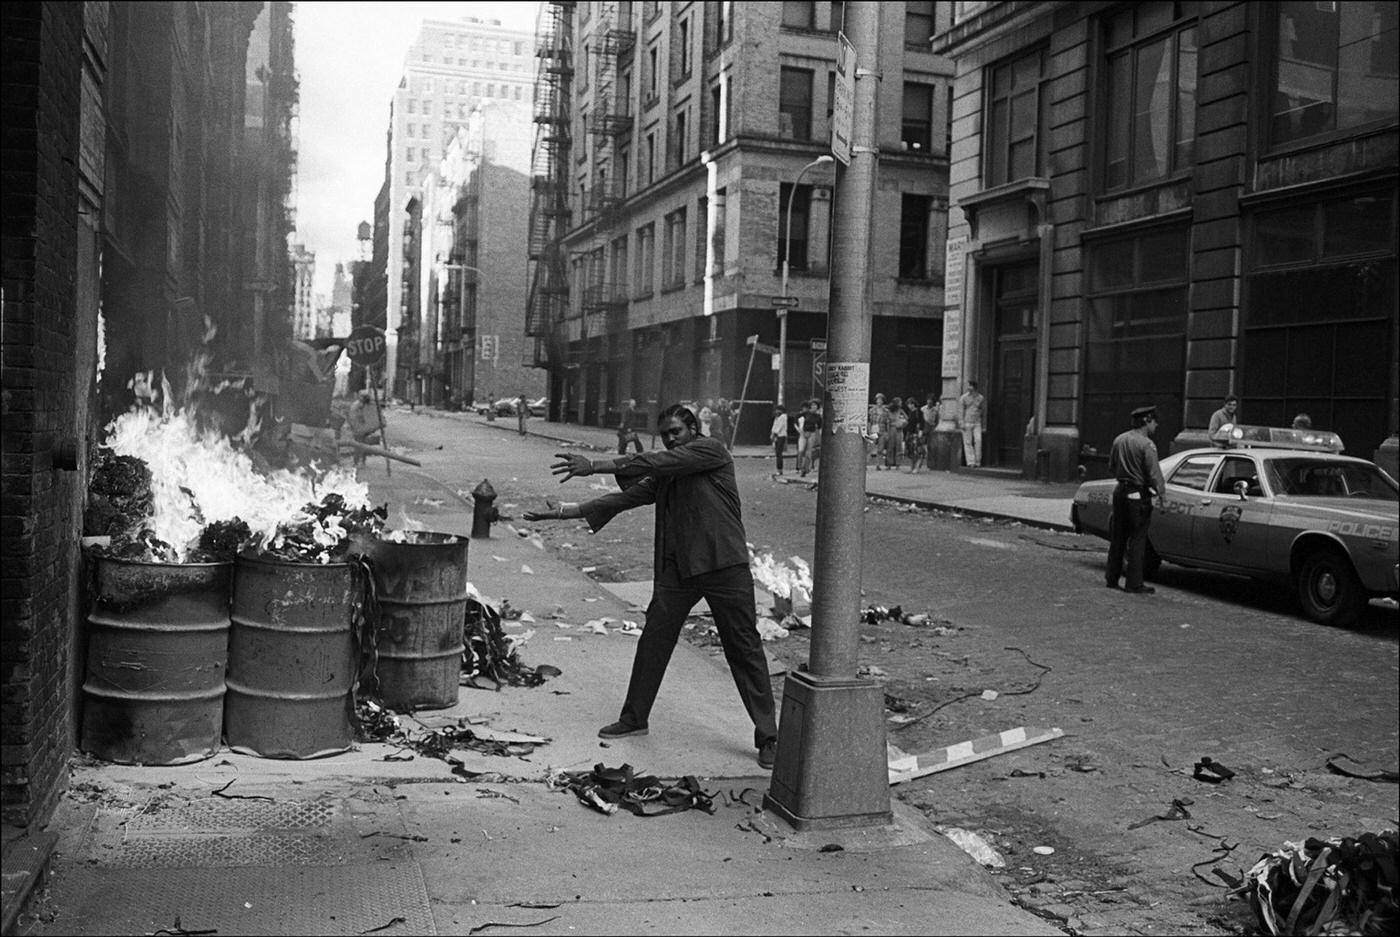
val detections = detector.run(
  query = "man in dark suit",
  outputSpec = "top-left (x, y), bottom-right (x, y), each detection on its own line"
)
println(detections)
top-left (523, 403), bottom-right (778, 769)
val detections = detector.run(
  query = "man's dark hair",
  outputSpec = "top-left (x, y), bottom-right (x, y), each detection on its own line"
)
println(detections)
top-left (658, 403), bottom-right (699, 434)
top-left (1224, 393), bottom-right (1238, 404)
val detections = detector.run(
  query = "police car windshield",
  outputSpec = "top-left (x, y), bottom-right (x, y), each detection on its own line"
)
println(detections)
top-left (1266, 459), bottom-right (1399, 501)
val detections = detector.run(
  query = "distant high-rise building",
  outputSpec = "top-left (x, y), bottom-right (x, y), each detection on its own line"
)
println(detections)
top-left (290, 243), bottom-right (316, 339)
top-left (378, 15), bottom-right (536, 399)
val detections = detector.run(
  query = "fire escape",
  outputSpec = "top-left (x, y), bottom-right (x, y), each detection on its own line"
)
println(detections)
top-left (525, 1), bottom-right (575, 369)
top-left (579, 1), bottom-right (634, 337)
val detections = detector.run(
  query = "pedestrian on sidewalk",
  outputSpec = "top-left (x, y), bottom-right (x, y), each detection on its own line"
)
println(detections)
top-left (617, 398), bottom-right (644, 454)
top-left (517, 394), bottom-right (528, 436)
top-left (867, 393), bottom-right (886, 464)
top-left (883, 399), bottom-right (905, 470)
top-left (958, 381), bottom-right (986, 467)
top-left (905, 398), bottom-right (927, 472)
top-left (716, 397), bottom-right (733, 450)
top-left (795, 399), bottom-right (822, 477)
top-left (522, 403), bottom-right (780, 770)
top-left (1105, 405), bottom-right (1165, 595)
top-left (698, 399), bottom-right (716, 438)
top-left (769, 404), bottom-right (790, 475)
top-left (346, 389), bottom-right (382, 468)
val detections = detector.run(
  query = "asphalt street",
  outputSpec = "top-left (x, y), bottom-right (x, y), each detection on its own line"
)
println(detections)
top-left (382, 406), bottom-right (1400, 934)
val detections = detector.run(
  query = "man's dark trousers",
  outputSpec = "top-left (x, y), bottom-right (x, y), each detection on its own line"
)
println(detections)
top-left (1105, 485), bottom-right (1153, 589)
top-left (620, 559), bottom-right (778, 749)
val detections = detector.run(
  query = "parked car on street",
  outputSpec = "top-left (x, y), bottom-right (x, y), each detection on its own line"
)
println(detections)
top-left (474, 396), bottom-right (548, 418)
top-left (1070, 425), bottom-right (1399, 626)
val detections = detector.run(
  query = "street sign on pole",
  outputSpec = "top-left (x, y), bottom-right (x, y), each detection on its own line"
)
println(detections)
top-left (811, 338), bottom-right (827, 387)
top-left (345, 326), bottom-right (387, 367)
top-left (770, 295), bottom-right (800, 309)
top-left (830, 32), bottom-right (856, 165)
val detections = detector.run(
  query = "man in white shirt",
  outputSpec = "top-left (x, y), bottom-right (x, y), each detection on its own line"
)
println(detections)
top-left (957, 381), bottom-right (986, 468)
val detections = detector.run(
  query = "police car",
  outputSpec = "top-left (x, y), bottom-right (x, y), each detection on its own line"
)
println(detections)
top-left (1070, 425), bottom-right (1399, 626)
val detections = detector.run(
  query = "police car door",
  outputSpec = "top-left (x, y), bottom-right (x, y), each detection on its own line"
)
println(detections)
top-left (1155, 453), bottom-right (1222, 559)
top-left (1191, 454), bottom-right (1272, 573)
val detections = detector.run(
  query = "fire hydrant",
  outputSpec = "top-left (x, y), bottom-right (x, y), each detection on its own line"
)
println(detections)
top-left (471, 478), bottom-right (499, 539)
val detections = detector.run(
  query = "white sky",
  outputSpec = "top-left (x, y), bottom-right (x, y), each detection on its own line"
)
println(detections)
top-left (293, 1), bottom-right (542, 298)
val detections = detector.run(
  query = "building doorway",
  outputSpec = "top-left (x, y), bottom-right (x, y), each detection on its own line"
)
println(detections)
top-left (990, 260), bottom-right (1038, 468)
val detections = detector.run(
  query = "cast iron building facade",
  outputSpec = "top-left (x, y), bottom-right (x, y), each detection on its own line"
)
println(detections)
top-left (536, 1), bottom-right (956, 437)
top-left (379, 15), bottom-right (537, 400)
top-left (934, 1), bottom-right (1398, 479)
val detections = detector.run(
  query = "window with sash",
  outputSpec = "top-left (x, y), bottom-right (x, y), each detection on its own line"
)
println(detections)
top-left (985, 48), bottom-right (1048, 186)
top-left (1101, 1), bottom-right (1198, 190)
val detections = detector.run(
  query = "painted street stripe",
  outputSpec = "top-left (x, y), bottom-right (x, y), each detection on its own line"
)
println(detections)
top-left (887, 726), bottom-right (1064, 784)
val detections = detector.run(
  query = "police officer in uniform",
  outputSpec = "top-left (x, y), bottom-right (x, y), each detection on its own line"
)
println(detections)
top-left (1105, 405), bottom-right (1166, 594)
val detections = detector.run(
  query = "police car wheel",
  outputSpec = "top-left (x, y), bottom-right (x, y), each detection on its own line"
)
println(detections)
top-left (1296, 548), bottom-right (1363, 627)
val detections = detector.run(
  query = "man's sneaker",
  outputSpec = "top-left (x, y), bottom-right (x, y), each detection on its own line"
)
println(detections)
top-left (598, 720), bottom-right (648, 739)
top-left (757, 740), bottom-right (777, 770)
top-left (1124, 585), bottom-right (1156, 595)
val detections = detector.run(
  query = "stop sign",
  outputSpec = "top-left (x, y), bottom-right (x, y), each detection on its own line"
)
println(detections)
top-left (345, 326), bottom-right (386, 367)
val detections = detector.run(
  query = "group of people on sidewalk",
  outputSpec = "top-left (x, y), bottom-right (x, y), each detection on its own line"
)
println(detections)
top-left (766, 383), bottom-right (990, 477)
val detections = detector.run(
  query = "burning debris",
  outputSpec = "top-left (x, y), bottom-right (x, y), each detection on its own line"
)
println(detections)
top-left (88, 371), bottom-right (374, 563)
top-left (259, 493), bottom-right (387, 564)
top-left (748, 547), bottom-right (813, 608)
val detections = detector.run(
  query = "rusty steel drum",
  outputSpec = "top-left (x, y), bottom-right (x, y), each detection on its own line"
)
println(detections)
top-left (225, 554), bottom-right (357, 758)
top-left (366, 532), bottom-right (468, 711)
top-left (81, 557), bottom-right (231, 765)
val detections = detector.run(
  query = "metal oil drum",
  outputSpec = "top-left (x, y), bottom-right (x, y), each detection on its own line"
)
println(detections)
top-left (80, 557), bottom-right (231, 765)
top-left (225, 554), bottom-right (357, 758)
top-left (366, 532), bottom-right (468, 711)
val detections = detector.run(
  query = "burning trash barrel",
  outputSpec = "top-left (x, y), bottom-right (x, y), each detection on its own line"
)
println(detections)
top-left (81, 556), bottom-right (231, 765)
top-left (365, 532), bottom-right (468, 711)
top-left (224, 554), bottom-right (358, 758)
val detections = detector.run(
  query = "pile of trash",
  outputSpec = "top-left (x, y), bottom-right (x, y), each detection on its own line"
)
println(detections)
top-left (548, 763), bottom-right (716, 817)
top-left (1232, 830), bottom-right (1397, 935)
top-left (462, 590), bottom-right (561, 690)
top-left (748, 547), bottom-right (812, 609)
top-left (353, 700), bottom-right (546, 780)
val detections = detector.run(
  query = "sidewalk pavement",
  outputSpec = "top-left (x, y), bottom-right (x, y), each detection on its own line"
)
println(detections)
top-left (12, 412), bottom-right (1064, 937)
top-left (467, 409), bottom-right (1079, 532)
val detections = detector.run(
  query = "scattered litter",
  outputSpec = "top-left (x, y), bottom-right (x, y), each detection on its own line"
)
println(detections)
top-left (147, 916), bottom-right (218, 936)
top-left (412, 497), bottom-right (444, 507)
top-left (492, 555), bottom-right (508, 562)
top-left (1180, 623), bottom-right (1192, 629)
top-left (520, 564), bottom-right (534, 575)
top-left (584, 596), bottom-right (600, 602)
top-left (1032, 845), bottom-right (1056, 856)
top-left (546, 605), bottom-right (566, 619)
top-left (888, 726), bottom-right (1064, 784)
top-left (1326, 753), bottom-right (1400, 784)
top-left (857, 663), bottom-right (887, 678)
top-left (618, 621), bottom-right (643, 636)
top-left (582, 566), bottom-right (597, 573)
top-left (554, 636), bottom-right (573, 641)
top-left (819, 843), bottom-right (844, 853)
top-left (467, 916), bottom-right (559, 935)
top-left (1128, 798), bottom-right (1194, 830)
top-left (1230, 830), bottom-right (1398, 935)
top-left (518, 612), bottom-right (536, 623)
top-left (980, 689), bottom-right (999, 701)
top-left (583, 619), bottom-right (609, 634)
top-left (891, 646), bottom-right (1050, 731)
top-left (1194, 757), bottom-right (1237, 784)
top-left (548, 763), bottom-right (716, 818)
top-left (756, 617), bottom-right (790, 641)
top-left (937, 826), bottom-right (1005, 867)
top-left (527, 535), bottom-right (545, 550)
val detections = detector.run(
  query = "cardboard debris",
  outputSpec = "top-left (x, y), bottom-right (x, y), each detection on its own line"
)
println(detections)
top-left (888, 726), bottom-right (1064, 784)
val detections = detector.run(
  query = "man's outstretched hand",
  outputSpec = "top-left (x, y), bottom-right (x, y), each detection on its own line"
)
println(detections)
top-left (522, 498), bottom-right (565, 522)
top-left (550, 453), bottom-right (595, 482)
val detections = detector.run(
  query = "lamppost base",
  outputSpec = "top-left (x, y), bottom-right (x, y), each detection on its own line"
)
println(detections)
top-left (764, 671), bottom-right (892, 831)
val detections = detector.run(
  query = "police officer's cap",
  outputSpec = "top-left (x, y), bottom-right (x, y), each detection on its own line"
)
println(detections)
top-left (1131, 405), bottom-right (1157, 419)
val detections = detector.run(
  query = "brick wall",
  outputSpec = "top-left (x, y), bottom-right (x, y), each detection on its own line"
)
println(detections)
top-left (1, 1), bottom-right (85, 829)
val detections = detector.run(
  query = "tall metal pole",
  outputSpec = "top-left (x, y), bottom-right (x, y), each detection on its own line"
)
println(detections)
top-left (779, 155), bottom-right (834, 408)
top-left (765, 1), bottom-right (890, 831)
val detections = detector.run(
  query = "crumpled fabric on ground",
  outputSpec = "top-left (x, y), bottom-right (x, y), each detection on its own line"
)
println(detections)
top-left (549, 763), bottom-right (716, 817)
top-left (1230, 830), bottom-right (1398, 935)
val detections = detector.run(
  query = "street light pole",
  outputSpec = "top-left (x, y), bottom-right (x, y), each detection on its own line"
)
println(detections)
top-left (779, 155), bottom-right (834, 408)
